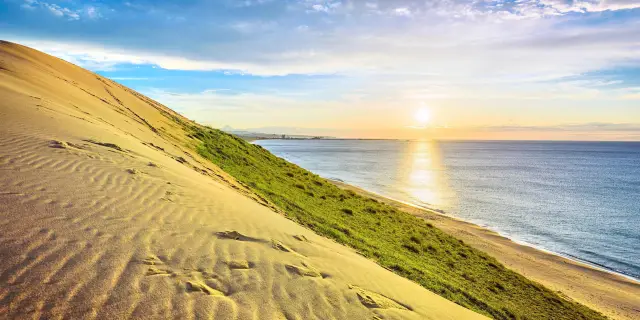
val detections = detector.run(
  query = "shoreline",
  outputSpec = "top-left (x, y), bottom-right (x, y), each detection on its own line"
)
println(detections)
top-left (330, 179), bottom-right (640, 320)
top-left (336, 181), bottom-right (639, 283)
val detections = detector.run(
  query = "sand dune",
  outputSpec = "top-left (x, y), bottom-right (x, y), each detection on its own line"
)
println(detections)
top-left (0, 41), bottom-right (487, 319)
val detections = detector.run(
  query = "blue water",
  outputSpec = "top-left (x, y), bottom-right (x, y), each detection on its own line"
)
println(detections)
top-left (255, 139), bottom-right (640, 280)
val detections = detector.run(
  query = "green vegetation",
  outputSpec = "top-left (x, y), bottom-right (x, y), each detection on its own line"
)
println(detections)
top-left (188, 126), bottom-right (606, 320)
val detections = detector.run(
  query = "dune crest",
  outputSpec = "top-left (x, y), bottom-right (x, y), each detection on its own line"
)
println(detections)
top-left (0, 41), bottom-right (486, 319)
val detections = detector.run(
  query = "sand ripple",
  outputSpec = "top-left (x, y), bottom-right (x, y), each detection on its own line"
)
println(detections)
top-left (0, 41), bottom-right (486, 320)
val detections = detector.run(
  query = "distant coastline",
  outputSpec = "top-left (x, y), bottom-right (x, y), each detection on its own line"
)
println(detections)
top-left (247, 136), bottom-right (640, 143)
top-left (325, 178), bottom-right (634, 279)
top-left (332, 178), bottom-right (638, 282)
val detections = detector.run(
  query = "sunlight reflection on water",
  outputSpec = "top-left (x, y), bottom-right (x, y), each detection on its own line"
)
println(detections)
top-left (401, 141), bottom-right (451, 209)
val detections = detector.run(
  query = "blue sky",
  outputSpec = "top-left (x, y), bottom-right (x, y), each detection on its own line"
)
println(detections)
top-left (1, 0), bottom-right (640, 139)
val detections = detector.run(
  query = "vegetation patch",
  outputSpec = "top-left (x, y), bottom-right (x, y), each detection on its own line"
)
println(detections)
top-left (188, 126), bottom-right (605, 320)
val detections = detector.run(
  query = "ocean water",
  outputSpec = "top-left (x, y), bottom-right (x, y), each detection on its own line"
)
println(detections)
top-left (255, 139), bottom-right (640, 280)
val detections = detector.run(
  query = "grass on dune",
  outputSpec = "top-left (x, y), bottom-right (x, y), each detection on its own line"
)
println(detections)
top-left (187, 125), bottom-right (606, 320)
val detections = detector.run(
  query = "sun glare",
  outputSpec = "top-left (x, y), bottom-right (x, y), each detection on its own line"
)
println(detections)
top-left (415, 108), bottom-right (431, 126)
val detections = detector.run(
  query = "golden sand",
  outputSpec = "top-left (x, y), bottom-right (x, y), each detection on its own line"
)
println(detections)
top-left (0, 41), bottom-right (487, 319)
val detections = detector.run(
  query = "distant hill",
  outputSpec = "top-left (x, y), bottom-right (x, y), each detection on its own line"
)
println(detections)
top-left (221, 126), bottom-right (332, 140)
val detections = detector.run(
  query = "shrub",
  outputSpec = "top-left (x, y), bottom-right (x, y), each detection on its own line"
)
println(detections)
top-left (341, 208), bottom-right (354, 215)
top-left (364, 207), bottom-right (378, 214)
top-left (402, 243), bottom-right (420, 254)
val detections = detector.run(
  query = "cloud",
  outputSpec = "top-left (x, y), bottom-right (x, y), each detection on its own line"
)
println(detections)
top-left (230, 20), bottom-right (278, 34)
top-left (109, 77), bottom-right (153, 81)
top-left (393, 7), bottom-right (412, 16)
top-left (304, 1), bottom-right (343, 13)
top-left (85, 6), bottom-right (101, 19)
top-left (14, 39), bottom-right (354, 75)
top-left (143, 87), bottom-right (347, 129)
top-left (311, 4), bottom-right (328, 12)
top-left (3, 0), bottom-right (640, 103)
top-left (18, 0), bottom-right (103, 21)
top-left (480, 123), bottom-right (640, 132)
top-left (539, 0), bottom-right (640, 13)
top-left (616, 87), bottom-right (640, 99)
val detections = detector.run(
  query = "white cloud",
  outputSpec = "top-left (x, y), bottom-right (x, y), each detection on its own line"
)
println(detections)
top-left (8, 0), bottom-right (640, 105)
top-left (15, 40), bottom-right (344, 75)
top-left (393, 7), bottom-right (412, 16)
top-left (538, 0), bottom-right (640, 13)
top-left (86, 6), bottom-right (100, 19)
top-left (20, 0), bottom-right (36, 10)
top-left (311, 4), bottom-right (328, 12)
top-left (44, 3), bottom-right (79, 20)
top-left (230, 21), bottom-right (278, 33)
top-left (303, 1), bottom-right (345, 13)
top-left (143, 88), bottom-right (343, 129)
top-left (481, 122), bottom-right (640, 132)
top-left (109, 77), bottom-right (153, 81)
top-left (19, 0), bottom-right (101, 21)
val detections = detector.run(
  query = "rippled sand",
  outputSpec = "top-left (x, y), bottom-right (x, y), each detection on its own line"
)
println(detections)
top-left (0, 41), bottom-right (486, 320)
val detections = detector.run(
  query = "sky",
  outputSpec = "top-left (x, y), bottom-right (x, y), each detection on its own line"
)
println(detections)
top-left (1, 0), bottom-right (640, 140)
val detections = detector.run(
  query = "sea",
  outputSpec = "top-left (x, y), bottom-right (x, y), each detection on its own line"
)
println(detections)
top-left (254, 139), bottom-right (640, 281)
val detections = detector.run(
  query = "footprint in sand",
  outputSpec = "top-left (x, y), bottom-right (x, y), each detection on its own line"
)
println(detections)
top-left (49, 140), bottom-right (87, 150)
top-left (50, 140), bottom-right (69, 149)
top-left (146, 266), bottom-right (173, 276)
top-left (141, 255), bottom-right (164, 266)
top-left (140, 256), bottom-right (229, 296)
top-left (141, 256), bottom-right (175, 276)
top-left (293, 234), bottom-right (310, 242)
top-left (185, 280), bottom-right (225, 296)
top-left (272, 239), bottom-right (306, 258)
top-left (215, 230), bottom-right (262, 242)
top-left (84, 139), bottom-right (126, 152)
top-left (349, 285), bottom-right (411, 311)
top-left (285, 263), bottom-right (321, 278)
top-left (272, 240), bottom-right (295, 252)
top-left (227, 260), bottom-right (252, 270)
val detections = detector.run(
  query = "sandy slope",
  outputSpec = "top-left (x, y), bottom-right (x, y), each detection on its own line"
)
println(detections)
top-left (333, 182), bottom-right (640, 320)
top-left (0, 41), bottom-right (487, 319)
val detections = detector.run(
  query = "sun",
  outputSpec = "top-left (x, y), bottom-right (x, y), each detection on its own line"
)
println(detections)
top-left (415, 108), bottom-right (431, 126)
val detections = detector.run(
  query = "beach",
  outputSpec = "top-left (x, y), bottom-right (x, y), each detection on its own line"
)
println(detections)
top-left (332, 180), bottom-right (640, 320)
top-left (1, 40), bottom-right (631, 320)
